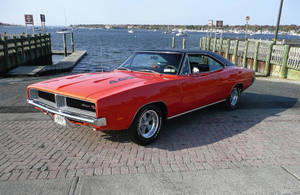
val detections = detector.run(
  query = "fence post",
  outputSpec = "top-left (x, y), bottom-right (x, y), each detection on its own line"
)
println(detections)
top-left (203, 37), bottom-right (207, 50)
top-left (219, 37), bottom-right (223, 54)
top-left (63, 33), bottom-right (67, 56)
top-left (2, 36), bottom-right (9, 72)
top-left (213, 37), bottom-right (217, 52)
top-left (225, 39), bottom-right (230, 60)
top-left (71, 32), bottom-right (75, 53)
top-left (253, 41), bottom-right (260, 71)
top-left (12, 35), bottom-right (19, 66)
top-left (207, 37), bottom-right (211, 51)
top-left (199, 37), bottom-right (202, 50)
top-left (233, 40), bottom-right (239, 64)
top-left (264, 43), bottom-right (274, 76)
top-left (34, 34), bottom-right (38, 60)
top-left (20, 35), bottom-right (25, 64)
top-left (48, 33), bottom-right (53, 64)
top-left (280, 44), bottom-right (290, 79)
top-left (182, 37), bottom-right (186, 49)
top-left (172, 36), bottom-right (175, 48)
top-left (48, 33), bottom-right (52, 56)
top-left (242, 40), bottom-right (249, 68)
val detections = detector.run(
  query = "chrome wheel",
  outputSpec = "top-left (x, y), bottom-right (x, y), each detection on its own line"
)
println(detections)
top-left (138, 110), bottom-right (159, 139)
top-left (230, 88), bottom-right (239, 106)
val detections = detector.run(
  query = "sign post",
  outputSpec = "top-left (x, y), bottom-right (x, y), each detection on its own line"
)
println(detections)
top-left (24, 14), bottom-right (34, 34)
top-left (216, 20), bottom-right (223, 38)
top-left (40, 14), bottom-right (46, 33)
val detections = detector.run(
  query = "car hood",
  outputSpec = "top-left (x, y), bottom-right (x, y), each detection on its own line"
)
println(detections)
top-left (29, 70), bottom-right (175, 101)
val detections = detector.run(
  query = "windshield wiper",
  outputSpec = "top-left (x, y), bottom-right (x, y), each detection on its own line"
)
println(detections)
top-left (136, 69), bottom-right (160, 74)
top-left (116, 67), bottom-right (131, 71)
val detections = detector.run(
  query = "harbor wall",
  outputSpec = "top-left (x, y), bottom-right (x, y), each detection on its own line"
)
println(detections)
top-left (0, 33), bottom-right (52, 74)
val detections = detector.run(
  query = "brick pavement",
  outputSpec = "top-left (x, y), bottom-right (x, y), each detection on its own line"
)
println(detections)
top-left (0, 109), bottom-right (300, 181)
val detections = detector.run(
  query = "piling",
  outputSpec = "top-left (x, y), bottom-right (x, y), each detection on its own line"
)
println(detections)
top-left (207, 37), bottom-right (211, 51)
top-left (71, 32), bottom-right (75, 53)
top-left (2, 36), bottom-right (9, 71)
top-left (242, 40), bottom-right (249, 68)
top-left (253, 41), bottom-right (260, 71)
top-left (172, 37), bottom-right (175, 48)
top-left (264, 43), bottom-right (273, 76)
top-left (182, 38), bottom-right (186, 49)
top-left (213, 37), bottom-right (217, 52)
top-left (63, 33), bottom-right (67, 57)
top-left (225, 39), bottom-right (230, 60)
top-left (233, 40), bottom-right (239, 64)
top-left (199, 37), bottom-right (202, 49)
top-left (280, 44), bottom-right (290, 78)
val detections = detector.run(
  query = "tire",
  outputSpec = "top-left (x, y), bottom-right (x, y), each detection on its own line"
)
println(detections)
top-left (225, 86), bottom-right (241, 110)
top-left (128, 105), bottom-right (162, 145)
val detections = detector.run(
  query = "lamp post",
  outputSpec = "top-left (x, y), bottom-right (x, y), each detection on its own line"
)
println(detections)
top-left (274, 0), bottom-right (284, 43)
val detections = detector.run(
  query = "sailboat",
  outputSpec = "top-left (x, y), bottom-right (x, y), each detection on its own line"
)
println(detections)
top-left (56, 9), bottom-right (73, 34)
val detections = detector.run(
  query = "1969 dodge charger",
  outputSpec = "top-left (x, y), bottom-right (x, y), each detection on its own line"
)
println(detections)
top-left (27, 50), bottom-right (255, 145)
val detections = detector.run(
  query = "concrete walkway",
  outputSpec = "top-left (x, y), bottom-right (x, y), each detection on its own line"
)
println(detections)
top-left (1, 166), bottom-right (300, 195)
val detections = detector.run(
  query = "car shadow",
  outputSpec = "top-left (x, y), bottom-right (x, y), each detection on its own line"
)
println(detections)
top-left (100, 92), bottom-right (298, 151)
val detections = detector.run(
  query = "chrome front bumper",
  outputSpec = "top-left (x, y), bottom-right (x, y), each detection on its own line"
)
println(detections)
top-left (27, 99), bottom-right (107, 126)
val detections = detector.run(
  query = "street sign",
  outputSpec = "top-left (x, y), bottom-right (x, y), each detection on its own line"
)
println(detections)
top-left (246, 16), bottom-right (250, 22)
top-left (216, 20), bottom-right (223, 28)
top-left (24, 14), bottom-right (34, 25)
top-left (40, 14), bottom-right (45, 22)
top-left (208, 19), bottom-right (213, 27)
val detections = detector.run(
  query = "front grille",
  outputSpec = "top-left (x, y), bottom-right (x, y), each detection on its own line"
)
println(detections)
top-left (29, 89), bottom-right (96, 118)
top-left (66, 98), bottom-right (95, 112)
top-left (38, 91), bottom-right (55, 103)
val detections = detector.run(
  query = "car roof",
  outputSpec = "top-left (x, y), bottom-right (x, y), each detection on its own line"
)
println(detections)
top-left (136, 49), bottom-right (218, 55)
top-left (135, 49), bottom-right (235, 66)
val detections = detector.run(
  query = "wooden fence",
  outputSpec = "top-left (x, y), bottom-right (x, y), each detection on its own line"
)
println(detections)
top-left (200, 37), bottom-right (300, 80)
top-left (0, 33), bottom-right (52, 74)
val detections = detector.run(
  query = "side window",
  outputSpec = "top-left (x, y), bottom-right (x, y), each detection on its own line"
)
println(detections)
top-left (207, 57), bottom-right (223, 71)
top-left (180, 57), bottom-right (190, 75)
top-left (188, 54), bottom-right (209, 73)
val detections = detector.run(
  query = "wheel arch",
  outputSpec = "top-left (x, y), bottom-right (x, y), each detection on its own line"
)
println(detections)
top-left (233, 83), bottom-right (244, 92)
top-left (130, 101), bottom-right (168, 127)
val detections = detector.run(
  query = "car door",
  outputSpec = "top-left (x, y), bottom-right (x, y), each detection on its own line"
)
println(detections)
top-left (179, 54), bottom-right (218, 112)
top-left (205, 54), bottom-right (228, 101)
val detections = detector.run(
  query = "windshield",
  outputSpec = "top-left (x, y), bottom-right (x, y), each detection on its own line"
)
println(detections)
top-left (117, 52), bottom-right (183, 75)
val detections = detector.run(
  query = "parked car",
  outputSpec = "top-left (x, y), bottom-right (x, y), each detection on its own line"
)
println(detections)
top-left (27, 50), bottom-right (255, 145)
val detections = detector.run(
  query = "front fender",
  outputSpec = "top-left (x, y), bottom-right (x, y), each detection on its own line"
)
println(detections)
top-left (97, 81), bottom-right (180, 130)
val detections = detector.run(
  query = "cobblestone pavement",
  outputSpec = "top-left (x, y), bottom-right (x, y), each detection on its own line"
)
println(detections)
top-left (0, 107), bottom-right (299, 181)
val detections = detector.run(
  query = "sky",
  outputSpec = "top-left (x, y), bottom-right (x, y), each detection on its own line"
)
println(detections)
top-left (1, 0), bottom-right (300, 26)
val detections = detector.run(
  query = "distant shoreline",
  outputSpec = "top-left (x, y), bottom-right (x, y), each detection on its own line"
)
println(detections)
top-left (0, 22), bottom-right (21, 27)
top-left (71, 24), bottom-right (300, 36)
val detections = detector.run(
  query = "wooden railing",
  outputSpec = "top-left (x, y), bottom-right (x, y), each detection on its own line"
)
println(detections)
top-left (200, 37), bottom-right (300, 80)
top-left (0, 33), bottom-right (52, 73)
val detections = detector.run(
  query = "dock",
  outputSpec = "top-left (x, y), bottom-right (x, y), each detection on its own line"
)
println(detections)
top-left (7, 50), bottom-right (86, 76)
top-left (200, 36), bottom-right (300, 80)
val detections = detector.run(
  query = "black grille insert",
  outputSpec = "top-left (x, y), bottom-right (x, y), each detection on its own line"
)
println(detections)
top-left (38, 91), bottom-right (55, 103)
top-left (66, 98), bottom-right (95, 112)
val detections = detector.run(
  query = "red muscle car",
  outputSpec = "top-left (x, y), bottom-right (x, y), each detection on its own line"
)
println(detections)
top-left (27, 50), bottom-right (255, 145)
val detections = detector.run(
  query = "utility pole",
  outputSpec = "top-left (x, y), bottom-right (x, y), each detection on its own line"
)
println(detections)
top-left (274, 0), bottom-right (284, 43)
